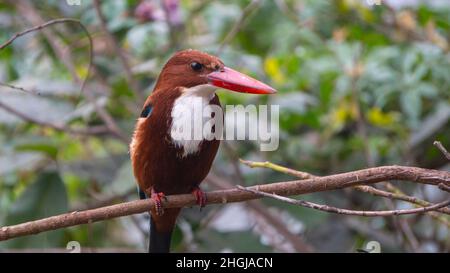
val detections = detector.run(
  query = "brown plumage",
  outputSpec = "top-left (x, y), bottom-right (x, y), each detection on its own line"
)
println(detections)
top-left (130, 49), bottom-right (276, 252)
top-left (131, 89), bottom-right (220, 231)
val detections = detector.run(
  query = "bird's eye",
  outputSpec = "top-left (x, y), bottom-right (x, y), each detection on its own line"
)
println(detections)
top-left (190, 62), bottom-right (203, 71)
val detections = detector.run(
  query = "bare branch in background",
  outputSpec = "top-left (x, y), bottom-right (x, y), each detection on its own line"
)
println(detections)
top-left (0, 99), bottom-right (109, 136)
top-left (217, 0), bottom-right (261, 54)
top-left (0, 82), bottom-right (42, 96)
top-left (0, 17), bottom-right (87, 79)
top-left (206, 173), bottom-right (314, 253)
top-left (220, 143), bottom-right (314, 252)
top-left (0, 15), bottom-right (64, 49)
top-left (237, 186), bottom-right (450, 217)
top-left (241, 159), bottom-right (450, 249)
top-left (240, 159), bottom-right (315, 179)
top-left (240, 159), bottom-right (450, 217)
top-left (434, 141), bottom-right (450, 161)
top-left (383, 182), bottom-right (450, 228)
top-left (93, 0), bottom-right (144, 103)
top-left (13, 0), bottom-right (83, 81)
top-left (0, 14), bottom-right (128, 142)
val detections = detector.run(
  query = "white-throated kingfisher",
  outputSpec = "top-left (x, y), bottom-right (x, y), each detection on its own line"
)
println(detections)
top-left (130, 49), bottom-right (276, 253)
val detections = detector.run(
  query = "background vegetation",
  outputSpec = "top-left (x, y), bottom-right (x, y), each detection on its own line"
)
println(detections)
top-left (0, 0), bottom-right (449, 252)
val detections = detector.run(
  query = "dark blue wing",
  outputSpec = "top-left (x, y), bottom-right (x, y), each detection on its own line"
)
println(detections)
top-left (140, 104), bottom-right (153, 118)
top-left (138, 187), bottom-right (147, 199)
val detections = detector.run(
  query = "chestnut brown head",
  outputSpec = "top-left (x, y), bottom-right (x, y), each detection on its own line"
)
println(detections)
top-left (153, 49), bottom-right (224, 92)
top-left (152, 49), bottom-right (276, 95)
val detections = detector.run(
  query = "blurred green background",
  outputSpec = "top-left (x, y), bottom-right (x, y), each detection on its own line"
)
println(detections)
top-left (0, 0), bottom-right (449, 252)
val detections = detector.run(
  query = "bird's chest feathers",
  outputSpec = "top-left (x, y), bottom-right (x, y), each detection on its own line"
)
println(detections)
top-left (170, 85), bottom-right (217, 157)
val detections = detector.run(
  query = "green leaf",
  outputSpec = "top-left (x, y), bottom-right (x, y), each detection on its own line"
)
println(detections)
top-left (15, 143), bottom-right (58, 160)
top-left (0, 172), bottom-right (68, 249)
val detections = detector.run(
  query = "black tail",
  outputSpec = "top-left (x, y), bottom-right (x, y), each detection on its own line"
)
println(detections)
top-left (149, 216), bottom-right (172, 253)
top-left (139, 187), bottom-right (173, 253)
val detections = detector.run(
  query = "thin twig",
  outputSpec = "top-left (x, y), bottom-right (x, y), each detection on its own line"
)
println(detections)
top-left (0, 16), bottom-right (127, 141)
top-left (207, 172), bottom-right (314, 253)
top-left (13, 0), bottom-right (82, 82)
top-left (358, 184), bottom-right (450, 216)
top-left (240, 159), bottom-right (450, 216)
top-left (240, 159), bottom-right (315, 179)
top-left (0, 82), bottom-right (42, 96)
top-left (241, 159), bottom-right (450, 229)
top-left (434, 141), bottom-right (450, 161)
top-left (217, 0), bottom-right (261, 54)
top-left (237, 186), bottom-right (450, 217)
top-left (225, 151), bottom-right (315, 252)
top-left (384, 182), bottom-right (450, 228)
top-left (93, 0), bottom-right (144, 102)
top-left (213, 145), bottom-right (314, 252)
top-left (439, 183), bottom-right (450, 193)
top-left (0, 16), bottom-right (89, 91)
top-left (0, 99), bottom-right (110, 136)
top-left (0, 17), bottom-right (79, 50)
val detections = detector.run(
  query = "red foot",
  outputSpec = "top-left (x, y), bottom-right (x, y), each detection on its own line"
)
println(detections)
top-left (151, 189), bottom-right (167, 216)
top-left (192, 187), bottom-right (207, 209)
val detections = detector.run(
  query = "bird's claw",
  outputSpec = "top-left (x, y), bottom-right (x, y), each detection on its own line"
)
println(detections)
top-left (151, 190), bottom-right (167, 216)
top-left (192, 187), bottom-right (207, 210)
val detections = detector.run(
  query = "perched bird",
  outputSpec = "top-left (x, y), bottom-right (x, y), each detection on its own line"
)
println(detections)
top-left (130, 49), bottom-right (276, 253)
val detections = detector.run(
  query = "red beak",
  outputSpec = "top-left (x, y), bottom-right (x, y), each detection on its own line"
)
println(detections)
top-left (207, 67), bottom-right (276, 94)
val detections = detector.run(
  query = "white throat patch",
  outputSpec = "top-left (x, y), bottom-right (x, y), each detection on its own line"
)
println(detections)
top-left (170, 84), bottom-right (217, 157)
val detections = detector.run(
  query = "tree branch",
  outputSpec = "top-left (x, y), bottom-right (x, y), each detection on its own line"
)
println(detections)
top-left (0, 16), bottom-right (128, 141)
top-left (434, 141), bottom-right (450, 161)
top-left (207, 172), bottom-right (314, 253)
top-left (0, 82), bottom-right (42, 96)
top-left (217, 0), bottom-right (261, 54)
top-left (0, 99), bottom-right (110, 136)
top-left (237, 185), bottom-right (450, 217)
top-left (240, 159), bottom-right (450, 215)
top-left (0, 17), bottom-right (91, 95)
top-left (219, 143), bottom-right (314, 252)
top-left (12, 1), bottom-right (83, 83)
top-left (0, 165), bottom-right (449, 241)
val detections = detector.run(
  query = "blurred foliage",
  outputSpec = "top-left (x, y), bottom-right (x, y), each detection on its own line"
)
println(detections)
top-left (0, 0), bottom-right (449, 252)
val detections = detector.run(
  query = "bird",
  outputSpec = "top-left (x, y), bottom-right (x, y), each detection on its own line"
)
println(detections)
top-left (130, 49), bottom-right (276, 253)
